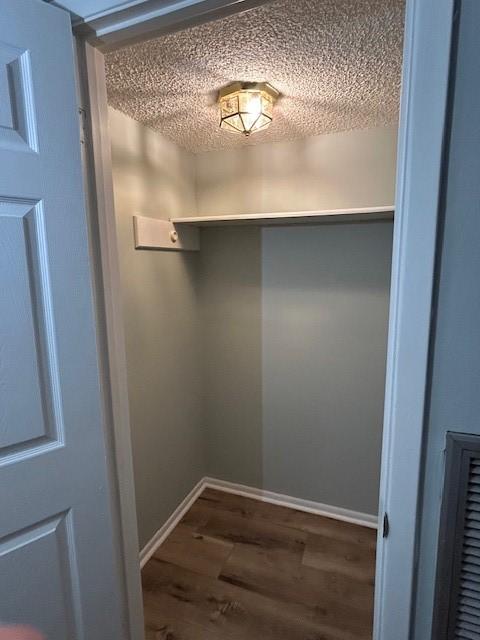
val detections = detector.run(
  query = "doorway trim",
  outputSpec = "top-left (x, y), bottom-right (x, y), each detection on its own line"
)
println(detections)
top-left (75, 40), bottom-right (145, 640)
top-left (73, 0), bottom-right (457, 637)
top-left (374, 0), bottom-right (455, 637)
top-left (78, 0), bottom-right (276, 52)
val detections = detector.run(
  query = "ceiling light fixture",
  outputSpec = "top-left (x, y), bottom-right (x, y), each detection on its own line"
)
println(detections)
top-left (218, 82), bottom-right (279, 137)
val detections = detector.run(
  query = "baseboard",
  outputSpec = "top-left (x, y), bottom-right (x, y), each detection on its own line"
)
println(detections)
top-left (139, 477), bottom-right (206, 568)
top-left (139, 476), bottom-right (378, 567)
top-left (203, 477), bottom-right (379, 529)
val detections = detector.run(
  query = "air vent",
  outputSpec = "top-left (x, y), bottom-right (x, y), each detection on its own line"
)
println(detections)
top-left (433, 433), bottom-right (480, 639)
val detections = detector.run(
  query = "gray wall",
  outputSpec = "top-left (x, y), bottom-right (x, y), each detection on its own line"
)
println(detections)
top-left (199, 228), bottom-right (263, 488)
top-left (413, 2), bottom-right (480, 635)
top-left (194, 126), bottom-right (398, 216)
top-left (200, 222), bottom-right (393, 516)
top-left (109, 108), bottom-right (205, 550)
top-left (262, 223), bottom-right (392, 514)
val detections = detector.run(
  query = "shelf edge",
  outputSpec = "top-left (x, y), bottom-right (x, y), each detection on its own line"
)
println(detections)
top-left (171, 205), bottom-right (395, 227)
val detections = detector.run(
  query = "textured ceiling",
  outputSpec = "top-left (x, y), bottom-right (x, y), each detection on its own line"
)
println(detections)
top-left (105, 0), bottom-right (405, 153)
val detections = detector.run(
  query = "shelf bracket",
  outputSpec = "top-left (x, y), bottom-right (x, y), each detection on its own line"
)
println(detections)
top-left (133, 215), bottom-right (200, 252)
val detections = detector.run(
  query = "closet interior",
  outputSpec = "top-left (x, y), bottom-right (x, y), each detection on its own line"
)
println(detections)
top-left (103, 1), bottom-right (404, 638)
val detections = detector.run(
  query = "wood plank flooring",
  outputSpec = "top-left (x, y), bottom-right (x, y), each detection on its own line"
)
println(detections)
top-left (142, 488), bottom-right (376, 640)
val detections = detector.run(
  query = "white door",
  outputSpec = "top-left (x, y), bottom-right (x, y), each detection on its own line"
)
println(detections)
top-left (0, 1), bottom-right (127, 638)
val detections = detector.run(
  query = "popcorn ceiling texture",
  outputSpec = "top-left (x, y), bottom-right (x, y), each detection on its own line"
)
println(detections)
top-left (105, 0), bottom-right (404, 153)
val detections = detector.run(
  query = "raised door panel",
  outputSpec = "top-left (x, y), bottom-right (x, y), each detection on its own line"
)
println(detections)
top-left (0, 513), bottom-right (82, 638)
top-left (0, 40), bottom-right (37, 152)
top-left (0, 199), bottom-right (61, 459)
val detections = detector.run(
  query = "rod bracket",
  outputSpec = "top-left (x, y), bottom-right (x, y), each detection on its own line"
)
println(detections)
top-left (133, 215), bottom-right (199, 252)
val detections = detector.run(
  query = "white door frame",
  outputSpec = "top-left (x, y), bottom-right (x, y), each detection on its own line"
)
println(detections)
top-left (74, 0), bottom-right (457, 637)
top-left (80, 0), bottom-right (279, 52)
top-left (75, 40), bottom-right (145, 640)
top-left (374, 0), bottom-right (455, 637)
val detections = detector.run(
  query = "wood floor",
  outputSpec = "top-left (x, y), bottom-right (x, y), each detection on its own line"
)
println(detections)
top-left (142, 488), bottom-right (376, 640)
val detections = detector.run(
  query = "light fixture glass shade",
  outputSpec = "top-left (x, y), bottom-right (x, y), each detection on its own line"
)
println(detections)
top-left (218, 82), bottom-right (279, 136)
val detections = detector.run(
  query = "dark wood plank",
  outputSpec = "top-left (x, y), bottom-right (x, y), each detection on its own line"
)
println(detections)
top-left (219, 543), bottom-right (374, 615)
top-left (178, 489), bottom-right (258, 535)
top-left (302, 532), bottom-right (376, 584)
top-left (143, 558), bottom-right (368, 640)
top-left (145, 609), bottom-right (233, 640)
top-left (196, 488), bottom-right (258, 518)
top-left (252, 501), bottom-right (377, 549)
top-left (153, 524), bottom-right (234, 578)
top-left (197, 509), bottom-right (307, 554)
top-left (179, 501), bottom-right (212, 531)
top-left (194, 489), bottom-right (376, 548)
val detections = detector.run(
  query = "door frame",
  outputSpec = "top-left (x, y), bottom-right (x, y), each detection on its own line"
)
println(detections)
top-left (74, 40), bottom-right (145, 640)
top-left (73, 0), bottom-right (456, 637)
top-left (78, 0), bottom-right (280, 52)
top-left (373, 1), bottom-right (455, 637)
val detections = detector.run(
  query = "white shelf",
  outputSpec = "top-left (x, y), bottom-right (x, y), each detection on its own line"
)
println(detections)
top-left (171, 206), bottom-right (394, 227)
top-left (134, 207), bottom-right (394, 252)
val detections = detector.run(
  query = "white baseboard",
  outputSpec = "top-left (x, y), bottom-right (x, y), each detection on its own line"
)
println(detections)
top-left (139, 478), bottom-right (205, 568)
top-left (204, 477), bottom-right (378, 529)
top-left (139, 476), bottom-right (378, 567)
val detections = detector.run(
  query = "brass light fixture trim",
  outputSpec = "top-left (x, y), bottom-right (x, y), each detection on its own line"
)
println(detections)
top-left (218, 81), bottom-right (280, 137)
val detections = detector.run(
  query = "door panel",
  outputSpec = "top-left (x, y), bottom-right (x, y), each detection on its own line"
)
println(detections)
top-left (0, 2), bottom-right (126, 638)
top-left (0, 513), bottom-right (81, 638)
top-left (0, 199), bottom-right (59, 456)
top-left (0, 40), bottom-right (37, 152)
top-left (0, 42), bottom-right (38, 151)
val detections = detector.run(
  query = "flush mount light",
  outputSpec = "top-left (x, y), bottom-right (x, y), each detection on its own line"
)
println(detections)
top-left (218, 82), bottom-right (280, 137)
